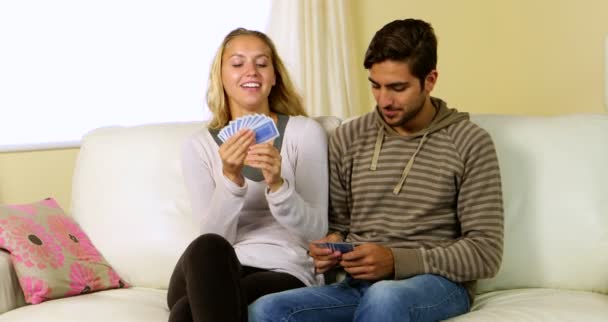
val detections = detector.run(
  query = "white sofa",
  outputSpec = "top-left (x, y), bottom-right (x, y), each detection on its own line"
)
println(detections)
top-left (1, 114), bottom-right (607, 322)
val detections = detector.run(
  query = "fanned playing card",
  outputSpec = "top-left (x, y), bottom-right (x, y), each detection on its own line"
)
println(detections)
top-left (218, 114), bottom-right (279, 144)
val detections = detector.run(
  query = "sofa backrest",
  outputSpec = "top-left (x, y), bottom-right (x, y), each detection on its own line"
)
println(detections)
top-left (72, 122), bottom-right (201, 288)
top-left (71, 117), bottom-right (342, 289)
top-left (471, 114), bottom-right (608, 294)
top-left (71, 114), bottom-right (608, 294)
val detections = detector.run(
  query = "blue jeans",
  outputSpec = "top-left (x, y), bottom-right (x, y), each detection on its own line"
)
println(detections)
top-left (249, 274), bottom-right (470, 322)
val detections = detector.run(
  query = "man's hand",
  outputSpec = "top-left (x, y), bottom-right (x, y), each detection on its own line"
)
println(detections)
top-left (340, 243), bottom-right (394, 281)
top-left (308, 233), bottom-right (343, 275)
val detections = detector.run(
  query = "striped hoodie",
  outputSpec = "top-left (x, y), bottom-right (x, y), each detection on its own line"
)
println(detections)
top-left (328, 97), bottom-right (504, 298)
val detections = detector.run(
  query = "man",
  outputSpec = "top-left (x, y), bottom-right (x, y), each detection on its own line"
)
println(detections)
top-left (249, 18), bottom-right (504, 322)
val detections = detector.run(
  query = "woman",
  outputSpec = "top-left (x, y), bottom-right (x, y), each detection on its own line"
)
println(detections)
top-left (166, 28), bottom-right (329, 322)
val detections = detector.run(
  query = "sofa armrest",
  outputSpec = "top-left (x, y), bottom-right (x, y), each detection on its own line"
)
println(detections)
top-left (0, 251), bottom-right (26, 314)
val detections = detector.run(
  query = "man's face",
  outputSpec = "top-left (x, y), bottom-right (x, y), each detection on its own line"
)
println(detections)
top-left (368, 60), bottom-right (437, 131)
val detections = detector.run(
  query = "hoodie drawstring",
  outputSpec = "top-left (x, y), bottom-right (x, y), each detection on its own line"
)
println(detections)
top-left (369, 128), bottom-right (430, 195)
top-left (393, 132), bottom-right (428, 195)
top-left (369, 97), bottom-right (468, 195)
top-left (370, 129), bottom-right (384, 171)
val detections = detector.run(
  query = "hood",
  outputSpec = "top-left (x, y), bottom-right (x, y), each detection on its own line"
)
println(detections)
top-left (370, 97), bottom-right (469, 194)
top-left (373, 97), bottom-right (469, 137)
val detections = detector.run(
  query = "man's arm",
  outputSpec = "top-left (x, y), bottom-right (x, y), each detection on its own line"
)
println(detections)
top-left (308, 126), bottom-right (351, 275)
top-left (327, 127), bottom-right (351, 236)
top-left (392, 126), bottom-right (504, 282)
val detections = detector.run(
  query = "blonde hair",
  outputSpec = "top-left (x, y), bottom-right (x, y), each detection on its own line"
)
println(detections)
top-left (206, 28), bottom-right (306, 129)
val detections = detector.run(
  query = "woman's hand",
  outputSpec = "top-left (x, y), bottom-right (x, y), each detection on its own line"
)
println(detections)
top-left (245, 142), bottom-right (283, 192)
top-left (219, 129), bottom-right (255, 186)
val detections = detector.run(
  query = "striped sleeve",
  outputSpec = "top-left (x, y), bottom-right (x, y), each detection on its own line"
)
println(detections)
top-left (418, 124), bottom-right (504, 282)
top-left (327, 123), bottom-right (352, 236)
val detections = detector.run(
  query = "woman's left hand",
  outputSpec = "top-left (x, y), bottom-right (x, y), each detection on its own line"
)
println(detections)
top-left (245, 142), bottom-right (284, 192)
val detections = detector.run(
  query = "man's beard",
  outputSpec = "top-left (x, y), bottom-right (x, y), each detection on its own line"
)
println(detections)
top-left (380, 95), bottom-right (426, 128)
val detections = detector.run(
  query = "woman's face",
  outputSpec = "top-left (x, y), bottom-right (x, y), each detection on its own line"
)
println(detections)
top-left (221, 35), bottom-right (276, 115)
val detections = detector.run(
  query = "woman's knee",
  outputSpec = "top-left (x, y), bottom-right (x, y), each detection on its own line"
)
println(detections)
top-left (183, 233), bottom-right (231, 259)
top-left (168, 296), bottom-right (192, 322)
top-left (189, 233), bottom-right (231, 252)
top-left (177, 234), bottom-right (237, 274)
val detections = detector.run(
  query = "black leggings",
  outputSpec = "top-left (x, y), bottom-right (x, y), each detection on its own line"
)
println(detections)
top-left (167, 233), bottom-right (305, 322)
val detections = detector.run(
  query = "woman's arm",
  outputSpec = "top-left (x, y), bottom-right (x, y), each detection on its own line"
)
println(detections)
top-left (181, 132), bottom-right (247, 244)
top-left (266, 118), bottom-right (329, 242)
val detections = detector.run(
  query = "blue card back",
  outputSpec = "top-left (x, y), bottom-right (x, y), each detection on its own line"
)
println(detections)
top-left (253, 119), bottom-right (279, 144)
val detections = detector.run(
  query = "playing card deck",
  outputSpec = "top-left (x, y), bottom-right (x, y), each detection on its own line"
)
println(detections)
top-left (314, 242), bottom-right (355, 253)
top-left (218, 114), bottom-right (279, 144)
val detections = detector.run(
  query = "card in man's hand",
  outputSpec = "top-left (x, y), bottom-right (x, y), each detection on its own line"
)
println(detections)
top-left (218, 114), bottom-right (279, 144)
top-left (314, 242), bottom-right (355, 254)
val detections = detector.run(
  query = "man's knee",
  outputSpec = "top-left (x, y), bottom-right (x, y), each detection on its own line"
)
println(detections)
top-left (249, 287), bottom-right (318, 322)
top-left (354, 280), bottom-right (417, 322)
top-left (356, 276), bottom-right (469, 322)
top-left (361, 280), bottom-right (415, 308)
top-left (248, 293), bottom-right (289, 322)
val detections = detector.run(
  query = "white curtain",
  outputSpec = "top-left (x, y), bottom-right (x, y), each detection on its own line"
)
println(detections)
top-left (266, 0), bottom-right (361, 118)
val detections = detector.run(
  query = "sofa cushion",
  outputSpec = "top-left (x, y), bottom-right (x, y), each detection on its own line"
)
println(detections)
top-left (0, 198), bottom-right (127, 304)
top-left (0, 288), bottom-right (168, 322)
top-left (447, 288), bottom-right (608, 322)
top-left (71, 122), bottom-right (202, 289)
top-left (0, 251), bottom-right (26, 313)
top-left (471, 114), bottom-right (608, 294)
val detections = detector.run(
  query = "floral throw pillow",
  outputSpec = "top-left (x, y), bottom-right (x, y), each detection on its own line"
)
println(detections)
top-left (0, 198), bottom-right (128, 304)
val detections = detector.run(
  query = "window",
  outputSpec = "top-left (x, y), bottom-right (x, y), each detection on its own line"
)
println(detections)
top-left (0, 0), bottom-right (271, 151)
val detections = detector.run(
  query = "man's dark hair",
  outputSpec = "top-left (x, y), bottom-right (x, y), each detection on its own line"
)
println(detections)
top-left (364, 19), bottom-right (437, 87)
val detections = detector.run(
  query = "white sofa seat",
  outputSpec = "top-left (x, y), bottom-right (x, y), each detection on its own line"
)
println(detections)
top-left (1, 114), bottom-right (607, 321)
top-left (0, 288), bottom-right (166, 322)
top-left (452, 289), bottom-right (608, 321)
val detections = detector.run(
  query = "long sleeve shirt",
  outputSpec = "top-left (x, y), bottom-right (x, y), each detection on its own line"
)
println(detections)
top-left (329, 98), bottom-right (504, 298)
top-left (181, 115), bottom-right (329, 286)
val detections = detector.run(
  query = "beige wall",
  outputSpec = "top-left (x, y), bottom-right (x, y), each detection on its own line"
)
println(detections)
top-left (0, 149), bottom-right (79, 211)
top-left (352, 0), bottom-right (608, 116)
top-left (2, 1), bottom-right (607, 207)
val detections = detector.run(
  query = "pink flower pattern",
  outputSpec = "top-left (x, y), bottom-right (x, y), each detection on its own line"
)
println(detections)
top-left (1, 198), bottom-right (128, 304)
top-left (20, 276), bottom-right (52, 304)
top-left (47, 215), bottom-right (102, 262)
top-left (0, 216), bottom-right (64, 269)
top-left (40, 198), bottom-right (60, 208)
top-left (108, 267), bottom-right (120, 287)
top-left (7, 204), bottom-right (37, 215)
top-left (66, 262), bottom-right (103, 296)
top-left (108, 267), bottom-right (129, 288)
